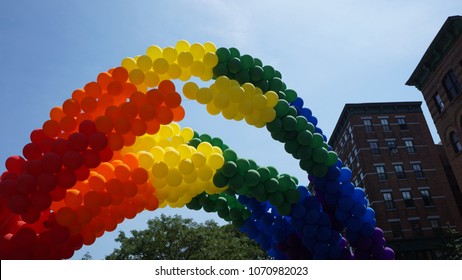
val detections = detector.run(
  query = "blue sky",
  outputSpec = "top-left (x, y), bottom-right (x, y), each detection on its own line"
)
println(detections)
top-left (1, 0), bottom-right (461, 259)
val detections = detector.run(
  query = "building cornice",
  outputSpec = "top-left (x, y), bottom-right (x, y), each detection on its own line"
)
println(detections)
top-left (328, 102), bottom-right (422, 147)
top-left (406, 16), bottom-right (462, 91)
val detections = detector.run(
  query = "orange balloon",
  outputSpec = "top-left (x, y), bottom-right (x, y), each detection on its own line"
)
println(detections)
top-left (146, 119), bottom-right (160, 135)
top-left (114, 164), bottom-right (131, 181)
top-left (72, 89), bottom-right (86, 103)
top-left (122, 153), bottom-right (139, 170)
top-left (120, 102), bottom-right (138, 120)
top-left (131, 168), bottom-right (148, 184)
top-left (62, 99), bottom-right (81, 117)
top-left (95, 115), bottom-right (113, 134)
top-left (59, 115), bottom-right (77, 133)
top-left (122, 180), bottom-right (138, 198)
top-left (81, 96), bottom-right (98, 114)
top-left (83, 191), bottom-right (102, 208)
top-left (95, 162), bottom-right (115, 179)
top-left (55, 207), bottom-right (77, 227)
top-left (76, 205), bottom-right (93, 225)
top-left (111, 67), bottom-right (129, 83)
top-left (50, 106), bottom-right (65, 122)
top-left (64, 189), bottom-right (83, 209)
top-left (172, 106), bottom-right (185, 122)
top-left (87, 173), bottom-right (106, 192)
top-left (96, 72), bottom-right (112, 91)
top-left (43, 119), bottom-right (61, 138)
top-left (130, 119), bottom-right (147, 136)
top-left (113, 117), bottom-right (130, 134)
top-left (145, 194), bottom-right (159, 211)
top-left (84, 82), bottom-right (102, 98)
top-left (122, 132), bottom-right (137, 147)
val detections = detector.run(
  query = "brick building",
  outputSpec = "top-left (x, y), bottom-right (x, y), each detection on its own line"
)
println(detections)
top-left (406, 16), bottom-right (462, 194)
top-left (328, 101), bottom-right (462, 259)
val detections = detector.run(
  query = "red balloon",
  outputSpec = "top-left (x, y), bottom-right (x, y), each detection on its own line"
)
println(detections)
top-left (23, 143), bottom-right (42, 160)
top-left (30, 191), bottom-right (52, 211)
top-left (20, 208), bottom-right (41, 224)
top-left (5, 155), bottom-right (26, 174)
top-left (51, 138), bottom-right (69, 156)
top-left (37, 172), bottom-right (58, 192)
top-left (8, 194), bottom-right (30, 214)
top-left (57, 169), bottom-right (77, 189)
top-left (88, 131), bottom-right (108, 151)
top-left (0, 179), bottom-right (18, 199)
top-left (74, 165), bottom-right (90, 181)
top-left (16, 174), bottom-right (36, 194)
top-left (62, 150), bottom-right (83, 170)
top-left (24, 160), bottom-right (43, 177)
top-left (41, 152), bottom-right (62, 173)
top-left (79, 120), bottom-right (97, 136)
top-left (82, 149), bottom-right (101, 168)
top-left (49, 225), bottom-right (70, 245)
top-left (67, 132), bottom-right (88, 152)
top-left (30, 129), bottom-right (48, 145)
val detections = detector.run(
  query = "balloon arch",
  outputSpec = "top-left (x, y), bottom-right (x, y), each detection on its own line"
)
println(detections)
top-left (0, 41), bottom-right (394, 260)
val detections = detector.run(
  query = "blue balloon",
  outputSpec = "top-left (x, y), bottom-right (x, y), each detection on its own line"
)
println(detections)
top-left (309, 116), bottom-right (318, 126)
top-left (291, 97), bottom-right (304, 108)
top-left (340, 182), bottom-right (355, 196)
top-left (352, 187), bottom-right (366, 202)
top-left (347, 216), bottom-right (362, 232)
top-left (305, 209), bottom-right (321, 224)
top-left (339, 167), bottom-right (352, 182)
top-left (351, 202), bottom-right (366, 217)
top-left (317, 226), bottom-right (332, 241)
top-left (300, 107), bottom-right (312, 119)
top-left (361, 207), bottom-right (375, 223)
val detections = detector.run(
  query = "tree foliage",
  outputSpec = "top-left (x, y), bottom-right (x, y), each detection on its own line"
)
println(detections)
top-left (105, 214), bottom-right (270, 260)
top-left (439, 228), bottom-right (462, 260)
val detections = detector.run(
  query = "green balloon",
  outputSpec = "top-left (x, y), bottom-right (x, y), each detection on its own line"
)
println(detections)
top-left (251, 184), bottom-right (267, 202)
top-left (277, 202), bottom-right (291, 216)
top-left (186, 197), bottom-right (201, 210)
top-left (213, 172), bottom-right (229, 187)
top-left (326, 151), bottom-right (338, 166)
top-left (188, 138), bottom-right (201, 148)
top-left (217, 208), bottom-right (230, 220)
top-left (275, 99), bottom-right (290, 118)
top-left (269, 192), bottom-right (284, 207)
top-left (276, 90), bottom-right (286, 100)
top-left (288, 106), bottom-right (298, 117)
top-left (223, 149), bottom-right (238, 162)
top-left (264, 177), bottom-right (279, 193)
top-left (199, 133), bottom-right (212, 143)
top-left (269, 77), bottom-right (283, 92)
top-left (255, 79), bottom-right (269, 92)
top-left (249, 66), bottom-right (264, 82)
top-left (228, 57), bottom-right (241, 74)
top-left (297, 129), bottom-right (313, 146)
top-left (282, 115), bottom-right (297, 131)
top-left (245, 169), bottom-right (261, 187)
top-left (284, 89), bottom-right (298, 103)
top-left (229, 207), bottom-right (242, 220)
top-left (215, 197), bottom-right (228, 210)
top-left (229, 47), bottom-right (240, 58)
top-left (263, 65), bottom-right (275, 80)
top-left (296, 116), bottom-right (309, 131)
top-left (228, 174), bottom-right (244, 189)
top-left (297, 146), bottom-right (313, 160)
top-left (234, 69), bottom-right (250, 84)
top-left (285, 188), bottom-right (301, 204)
top-left (248, 159), bottom-right (258, 170)
top-left (266, 118), bottom-right (283, 133)
top-left (274, 70), bottom-right (282, 79)
top-left (253, 57), bottom-right (263, 67)
top-left (213, 62), bottom-right (228, 77)
top-left (267, 166), bottom-right (279, 177)
top-left (312, 163), bottom-right (328, 177)
top-left (278, 176), bottom-right (293, 192)
top-left (236, 158), bottom-right (250, 175)
top-left (284, 139), bottom-right (299, 155)
top-left (310, 133), bottom-right (324, 148)
top-left (257, 167), bottom-right (271, 182)
top-left (299, 158), bottom-right (314, 172)
top-left (203, 199), bottom-right (216, 213)
top-left (306, 122), bottom-right (315, 133)
top-left (211, 137), bottom-right (224, 148)
top-left (240, 54), bottom-right (254, 69)
top-left (313, 147), bottom-right (328, 163)
top-left (270, 130), bottom-right (287, 142)
top-left (221, 161), bottom-right (237, 178)
top-left (216, 47), bottom-right (231, 63)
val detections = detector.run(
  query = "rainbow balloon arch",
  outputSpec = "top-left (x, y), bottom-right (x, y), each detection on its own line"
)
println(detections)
top-left (0, 41), bottom-right (394, 260)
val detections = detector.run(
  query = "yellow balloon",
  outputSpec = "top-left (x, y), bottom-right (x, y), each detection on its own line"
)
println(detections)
top-left (166, 168), bottom-right (182, 187)
top-left (158, 125), bottom-right (174, 139)
top-left (144, 71), bottom-right (160, 87)
top-left (129, 69), bottom-right (145, 85)
top-left (198, 165), bottom-right (213, 181)
top-left (164, 148), bottom-right (180, 167)
top-left (182, 82), bottom-right (199, 100)
top-left (222, 102), bottom-right (239, 120)
top-left (213, 92), bottom-right (230, 109)
top-left (137, 55), bottom-right (153, 71)
top-left (177, 52), bottom-right (194, 68)
top-left (162, 46), bottom-right (178, 63)
top-left (191, 152), bottom-right (206, 168)
top-left (190, 43), bottom-right (205, 60)
top-left (197, 142), bottom-right (213, 157)
top-left (203, 41), bottom-right (217, 53)
top-left (177, 144), bottom-right (193, 158)
top-left (202, 52), bottom-right (219, 68)
top-left (190, 60), bottom-right (205, 77)
top-left (150, 146), bottom-right (165, 161)
top-left (175, 40), bottom-right (191, 52)
top-left (137, 151), bottom-right (154, 169)
top-left (152, 58), bottom-right (169, 74)
top-left (206, 102), bottom-right (221, 115)
top-left (196, 87), bottom-right (213, 104)
top-left (152, 161), bottom-right (169, 178)
top-left (167, 63), bottom-right (182, 80)
top-left (178, 158), bottom-right (195, 175)
top-left (121, 57), bottom-right (137, 71)
top-left (180, 127), bottom-right (194, 142)
top-left (183, 168), bottom-right (198, 183)
top-left (146, 45), bottom-right (162, 59)
top-left (207, 153), bottom-right (225, 169)
top-left (229, 86), bottom-right (245, 103)
top-left (265, 91), bottom-right (279, 108)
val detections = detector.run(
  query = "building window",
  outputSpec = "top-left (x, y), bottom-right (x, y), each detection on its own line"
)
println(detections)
top-left (380, 118), bottom-right (391, 132)
top-left (412, 163), bottom-right (424, 178)
top-left (410, 220), bottom-right (423, 237)
top-left (420, 189), bottom-right (433, 206)
top-left (429, 218), bottom-right (442, 235)
top-left (390, 221), bottom-right (403, 239)
top-left (394, 164), bottom-right (405, 179)
top-left (402, 191), bottom-right (414, 207)
top-left (376, 165), bottom-right (387, 180)
top-left (404, 140), bottom-right (415, 153)
top-left (387, 140), bottom-right (397, 153)
top-left (363, 119), bottom-right (373, 132)
top-left (397, 117), bottom-right (408, 129)
top-left (434, 93), bottom-right (445, 112)
top-left (383, 192), bottom-right (395, 209)
top-left (443, 69), bottom-right (462, 100)
top-left (450, 131), bottom-right (462, 153)
top-left (369, 141), bottom-right (380, 155)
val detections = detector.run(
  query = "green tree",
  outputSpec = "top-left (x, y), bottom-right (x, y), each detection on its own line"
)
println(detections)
top-left (81, 252), bottom-right (93, 260)
top-left (439, 228), bottom-right (462, 260)
top-left (105, 214), bottom-right (270, 260)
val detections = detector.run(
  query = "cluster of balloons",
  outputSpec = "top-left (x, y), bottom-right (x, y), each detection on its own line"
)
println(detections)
top-left (183, 76), bottom-right (278, 128)
top-left (0, 40), bottom-right (394, 259)
top-left (121, 122), bottom-right (225, 208)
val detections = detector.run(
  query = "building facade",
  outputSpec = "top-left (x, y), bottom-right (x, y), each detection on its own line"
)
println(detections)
top-left (328, 102), bottom-right (462, 259)
top-left (406, 16), bottom-right (462, 194)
